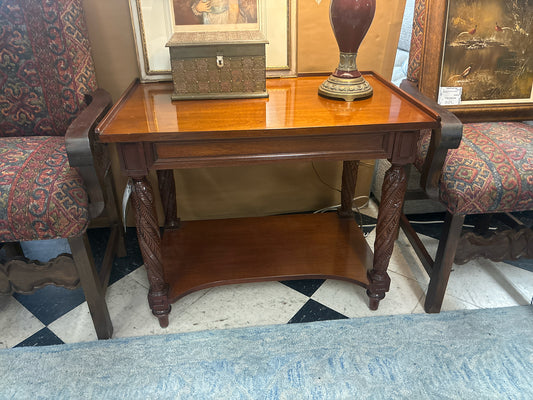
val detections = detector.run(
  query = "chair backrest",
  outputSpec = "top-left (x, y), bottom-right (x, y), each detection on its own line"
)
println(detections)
top-left (406, 0), bottom-right (427, 84)
top-left (0, 0), bottom-right (97, 137)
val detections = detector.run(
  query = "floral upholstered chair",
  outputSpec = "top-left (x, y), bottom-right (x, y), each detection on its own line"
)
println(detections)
top-left (398, 0), bottom-right (533, 312)
top-left (0, 0), bottom-right (125, 339)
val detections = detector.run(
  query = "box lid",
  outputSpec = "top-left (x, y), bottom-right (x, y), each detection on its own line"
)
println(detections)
top-left (166, 30), bottom-right (268, 47)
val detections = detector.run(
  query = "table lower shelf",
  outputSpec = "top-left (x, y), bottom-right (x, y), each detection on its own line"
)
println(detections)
top-left (161, 212), bottom-right (373, 303)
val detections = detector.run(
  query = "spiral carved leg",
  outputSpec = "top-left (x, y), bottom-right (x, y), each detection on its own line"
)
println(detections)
top-left (157, 169), bottom-right (180, 229)
top-left (338, 160), bottom-right (360, 218)
top-left (131, 176), bottom-right (171, 327)
top-left (367, 164), bottom-right (407, 309)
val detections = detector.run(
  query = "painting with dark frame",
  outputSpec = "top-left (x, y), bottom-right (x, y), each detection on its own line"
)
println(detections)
top-left (417, 0), bottom-right (533, 122)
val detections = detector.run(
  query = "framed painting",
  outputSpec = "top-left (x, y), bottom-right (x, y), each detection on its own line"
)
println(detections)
top-left (171, 0), bottom-right (262, 31)
top-left (417, 0), bottom-right (533, 121)
top-left (129, 0), bottom-right (297, 81)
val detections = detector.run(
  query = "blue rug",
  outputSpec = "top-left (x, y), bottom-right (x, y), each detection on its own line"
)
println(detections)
top-left (1, 306), bottom-right (532, 399)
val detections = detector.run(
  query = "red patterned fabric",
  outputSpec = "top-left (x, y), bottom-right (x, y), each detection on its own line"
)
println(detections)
top-left (406, 0), bottom-right (426, 82)
top-left (414, 129), bottom-right (431, 172)
top-left (0, 0), bottom-right (97, 137)
top-left (0, 137), bottom-right (89, 241)
top-left (0, 0), bottom-right (95, 241)
top-left (415, 122), bottom-right (533, 215)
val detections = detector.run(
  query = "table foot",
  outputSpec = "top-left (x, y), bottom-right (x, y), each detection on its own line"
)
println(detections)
top-left (148, 285), bottom-right (171, 328)
top-left (366, 270), bottom-right (390, 310)
top-left (367, 290), bottom-right (384, 310)
top-left (154, 312), bottom-right (170, 328)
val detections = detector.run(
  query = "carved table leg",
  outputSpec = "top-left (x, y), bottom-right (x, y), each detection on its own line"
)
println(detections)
top-left (367, 164), bottom-right (407, 310)
top-left (157, 169), bottom-right (180, 229)
top-left (131, 176), bottom-right (171, 327)
top-left (338, 160), bottom-right (360, 218)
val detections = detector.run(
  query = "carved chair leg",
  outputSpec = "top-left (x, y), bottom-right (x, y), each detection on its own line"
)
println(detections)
top-left (424, 212), bottom-right (465, 313)
top-left (68, 234), bottom-right (113, 340)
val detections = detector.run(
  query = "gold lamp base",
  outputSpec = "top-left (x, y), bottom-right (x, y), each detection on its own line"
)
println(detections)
top-left (318, 75), bottom-right (373, 102)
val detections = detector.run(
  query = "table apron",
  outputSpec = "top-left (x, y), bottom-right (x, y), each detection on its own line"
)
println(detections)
top-left (117, 130), bottom-right (420, 174)
top-left (154, 132), bottom-right (396, 169)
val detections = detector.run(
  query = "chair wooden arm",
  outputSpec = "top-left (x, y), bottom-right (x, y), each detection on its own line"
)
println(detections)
top-left (65, 89), bottom-right (113, 219)
top-left (400, 80), bottom-right (463, 200)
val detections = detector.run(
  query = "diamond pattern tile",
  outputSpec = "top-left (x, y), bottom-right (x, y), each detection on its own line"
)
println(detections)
top-left (1, 203), bottom-right (532, 348)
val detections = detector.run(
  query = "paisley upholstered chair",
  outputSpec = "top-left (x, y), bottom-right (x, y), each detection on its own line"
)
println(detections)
top-left (398, 0), bottom-right (533, 312)
top-left (0, 0), bottom-right (125, 339)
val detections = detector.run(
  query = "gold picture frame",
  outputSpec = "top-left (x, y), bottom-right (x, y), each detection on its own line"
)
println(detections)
top-left (129, 0), bottom-right (297, 82)
top-left (417, 0), bottom-right (532, 122)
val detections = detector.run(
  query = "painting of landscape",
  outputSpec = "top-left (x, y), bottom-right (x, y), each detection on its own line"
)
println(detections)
top-left (441, 0), bottom-right (532, 102)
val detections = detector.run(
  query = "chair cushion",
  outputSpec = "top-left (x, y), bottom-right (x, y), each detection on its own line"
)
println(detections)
top-left (416, 122), bottom-right (533, 215)
top-left (0, 136), bottom-right (89, 242)
top-left (0, 0), bottom-right (97, 137)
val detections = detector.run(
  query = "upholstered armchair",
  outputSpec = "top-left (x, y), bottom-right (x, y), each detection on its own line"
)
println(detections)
top-left (0, 0), bottom-right (125, 339)
top-left (398, 0), bottom-right (533, 312)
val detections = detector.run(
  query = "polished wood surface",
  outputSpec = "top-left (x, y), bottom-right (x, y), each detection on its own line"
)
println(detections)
top-left (162, 213), bottom-right (372, 302)
top-left (97, 73), bottom-right (438, 143)
top-left (100, 74), bottom-right (440, 171)
top-left (96, 74), bottom-right (441, 327)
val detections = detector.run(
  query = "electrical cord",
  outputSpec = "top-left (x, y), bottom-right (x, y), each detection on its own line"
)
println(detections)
top-left (310, 161), bottom-right (371, 235)
top-left (313, 196), bottom-right (371, 236)
top-left (408, 220), bottom-right (498, 231)
top-left (311, 161), bottom-right (501, 234)
top-left (311, 162), bottom-right (340, 193)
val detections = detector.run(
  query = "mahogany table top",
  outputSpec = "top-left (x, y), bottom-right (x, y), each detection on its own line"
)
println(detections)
top-left (97, 73), bottom-right (439, 143)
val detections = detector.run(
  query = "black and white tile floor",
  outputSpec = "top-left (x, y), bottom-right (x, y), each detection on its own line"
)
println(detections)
top-left (1, 200), bottom-right (532, 348)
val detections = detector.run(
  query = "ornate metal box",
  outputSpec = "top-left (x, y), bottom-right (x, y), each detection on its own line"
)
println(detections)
top-left (166, 31), bottom-right (268, 101)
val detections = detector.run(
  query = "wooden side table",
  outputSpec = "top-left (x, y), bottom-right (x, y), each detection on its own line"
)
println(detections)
top-left (96, 74), bottom-right (440, 327)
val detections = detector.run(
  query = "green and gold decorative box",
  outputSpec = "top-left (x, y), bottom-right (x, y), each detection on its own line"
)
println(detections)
top-left (166, 30), bottom-right (268, 101)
